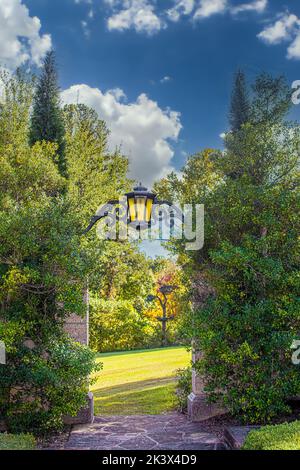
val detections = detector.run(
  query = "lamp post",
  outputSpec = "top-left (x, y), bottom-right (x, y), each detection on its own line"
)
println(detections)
top-left (147, 285), bottom-right (177, 347)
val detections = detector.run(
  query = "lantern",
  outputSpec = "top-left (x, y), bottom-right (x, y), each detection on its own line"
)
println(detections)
top-left (83, 183), bottom-right (176, 235)
top-left (125, 183), bottom-right (156, 230)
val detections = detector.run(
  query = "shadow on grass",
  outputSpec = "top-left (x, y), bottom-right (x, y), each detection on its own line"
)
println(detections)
top-left (93, 377), bottom-right (177, 415)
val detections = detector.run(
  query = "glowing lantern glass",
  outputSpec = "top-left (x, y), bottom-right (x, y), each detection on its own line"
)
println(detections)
top-left (126, 184), bottom-right (156, 229)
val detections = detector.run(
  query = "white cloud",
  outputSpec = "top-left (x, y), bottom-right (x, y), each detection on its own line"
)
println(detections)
top-left (103, 0), bottom-right (269, 34)
top-left (231, 0), bottom-right (267, 15)
top-left (258, 12), bottom-right (300, 60)
top-left (106, 0), bottom-right (164, 34)
top-left (61, 84), bottom-right (182, 186)
top-left (288, 33), bottom-right (300, 60)
top-left (194, 0), bottom-right (227, 20)
top-left (258, 13), bottom-right (299, 44)
top-left (167, 0), bottom-right (195, 22)
top-left (0, 0), bottom-right (51, 69)
top-left (160, 76), bottom-right (172, 83)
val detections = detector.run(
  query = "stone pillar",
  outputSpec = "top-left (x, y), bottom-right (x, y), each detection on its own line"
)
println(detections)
top-left (63, 283), bottom-right (94, 425)
top-left (188, 348), bottom-right (226, 422)
top-left (63, 312), bottom-right (89, 345)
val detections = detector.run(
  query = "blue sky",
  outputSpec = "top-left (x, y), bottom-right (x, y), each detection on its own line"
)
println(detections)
top-left (1, 0), bottom-right (300, 187)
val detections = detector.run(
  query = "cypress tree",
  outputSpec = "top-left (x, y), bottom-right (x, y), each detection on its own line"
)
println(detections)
top-left (229, 70), bottom-right (250, 132)
top-left (30, 50), bottom-right (66, 176)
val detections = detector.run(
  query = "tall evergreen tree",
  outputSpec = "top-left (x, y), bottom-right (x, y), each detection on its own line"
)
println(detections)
top-left (30, 50), bottom-right (66, 176)
top-left (251, 73), bottom-right (292, 125)
top-left (229, 70), bottom-right (250, 132)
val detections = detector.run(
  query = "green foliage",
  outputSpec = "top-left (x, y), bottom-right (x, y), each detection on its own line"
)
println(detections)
top-left (156, 73), bottom-right (300, 424)
top-left (0, 433), bottom-right (36, 450)
top-left (30, 51), bottom-right (66, 176)
top-left (0, 68), bottom-right (101, 435)
top-left (243, 421), bottom-right (300, 450)
top-left (229, 70), bottom-right (250, 132)
top-left (89, 254), bottom-right (188, 353)
top-left (175, 367), bottom-right (192, 412)
top-left (0, 335), bottom-right (100, 434)
top-left (0, 69), bottom-right (34, 150)
top-left (87, 241), bottom-right (158, 353)
top-left (91, 243), bottom-right (153, 302)
top-left (251, 73), bottom-right (291, 125)
top-left (90, 298), bottom-right (159, 352)
top-left (63, 103), bottom-right (130, 224)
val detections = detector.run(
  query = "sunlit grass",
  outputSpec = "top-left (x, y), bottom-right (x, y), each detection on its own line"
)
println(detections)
top-left (0, 434), bottom-right (36, 450)
top-left (91, 347), bottom-right (190, 415)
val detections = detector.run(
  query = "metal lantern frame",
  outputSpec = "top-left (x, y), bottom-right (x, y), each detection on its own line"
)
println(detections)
top-left (83, 183), bottom-right (181, 237)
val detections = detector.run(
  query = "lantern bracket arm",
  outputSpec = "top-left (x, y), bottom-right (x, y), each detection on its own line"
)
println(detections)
top-left (83, 214), bottom-right (107, 235)
top-left (83, 199), bottom-right (119, 235)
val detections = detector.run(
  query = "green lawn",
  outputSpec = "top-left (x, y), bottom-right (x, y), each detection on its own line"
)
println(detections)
top-left (91, 347), bottom-right (190, 415)
top-left (0, 434), bottom-right (36, 451)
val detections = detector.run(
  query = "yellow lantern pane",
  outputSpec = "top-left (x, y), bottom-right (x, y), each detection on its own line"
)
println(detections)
top-left (145, 199), bottom-right (153, 223)
top-left (128, 198), bottom-right (136, 222)
top-left (136, 196), bottom-right (146, 222)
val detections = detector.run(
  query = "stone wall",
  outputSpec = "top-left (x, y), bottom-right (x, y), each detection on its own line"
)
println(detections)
top-left (64, 288), bottom-right (89, 346)
top-left (63, 287), bottom-right (94, 424)
top-left (64, 313), bottom-right (89, 345)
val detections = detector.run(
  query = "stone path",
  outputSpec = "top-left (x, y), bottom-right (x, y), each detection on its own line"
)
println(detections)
top-left (64, 413), bottom-right (225, 450)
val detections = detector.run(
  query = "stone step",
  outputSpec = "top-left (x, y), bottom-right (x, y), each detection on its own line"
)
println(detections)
top-left (224, 426), bottom-right (260, 450)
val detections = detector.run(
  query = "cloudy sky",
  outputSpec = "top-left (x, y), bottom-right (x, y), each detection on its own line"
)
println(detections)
top-left (1, 0), bottom-right (300, 187)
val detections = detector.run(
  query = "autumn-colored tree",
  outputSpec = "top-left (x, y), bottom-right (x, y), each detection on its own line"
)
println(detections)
top-left (146, 259), bottom-right (188, 346)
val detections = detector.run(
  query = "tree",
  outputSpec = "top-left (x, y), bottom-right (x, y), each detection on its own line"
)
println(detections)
top-left (0, 71), bottom-right (99, 434)
top-left (90, 298), bottom-right (157, 353)
top-left (156, 73), bottom-right (300, 423)
top-left (0, 69), bottom-right (34, 151)
top-left (146, 259), bottom-right (188, 347)
top-left (29, 51), bottom-right (66, 177)
top-left (89, 243), bottom-right (157, 352)
top-left (229, 70), bottom-right (250, 132)
top-left (251, 73), bottom-right (291, 125)
top-left (63, 103), bottom-right (130, 224)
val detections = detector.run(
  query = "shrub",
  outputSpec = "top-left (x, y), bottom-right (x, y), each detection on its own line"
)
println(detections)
top-left (0, 433), bottom-right (36, 450)
top-left (0, 334), bottom-right (101, 434)
top-left (243, 421), bottom-right (300, 450)
top-left (194, 295), bottom-right (300, 423)
top-left (176, 367), bottom-right (192, 412)
top-left (90, 298), bottom-right (159, 352)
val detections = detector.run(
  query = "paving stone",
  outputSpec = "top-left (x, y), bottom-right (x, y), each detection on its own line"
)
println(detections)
top-left (63, 412), bottom-right (224, 451)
